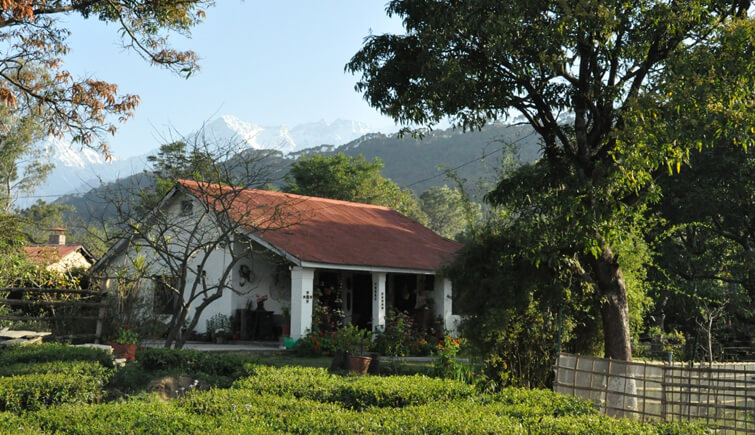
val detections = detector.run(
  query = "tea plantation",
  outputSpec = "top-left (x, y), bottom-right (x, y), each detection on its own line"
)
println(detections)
top-left (0, 344), bottom-right (708, 434)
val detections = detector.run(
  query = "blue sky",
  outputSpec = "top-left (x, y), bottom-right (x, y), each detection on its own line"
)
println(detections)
top-left (61, 1), bottom-right (406, 157)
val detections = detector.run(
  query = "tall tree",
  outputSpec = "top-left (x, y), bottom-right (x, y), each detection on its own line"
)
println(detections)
top-left (0, 1), bottom-right (212, 153)
top-left (420, 185), bottom-right (479, 240)
top-left (285, 153), bottom-right (428, 225)
top-left (348, 1), bottom-right (755, 359)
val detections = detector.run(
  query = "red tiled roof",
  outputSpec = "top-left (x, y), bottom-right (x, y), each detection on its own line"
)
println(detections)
top-left (23, 245), bottom-right (83, 265)
top-left (177, 180), bottom-right (461, 271)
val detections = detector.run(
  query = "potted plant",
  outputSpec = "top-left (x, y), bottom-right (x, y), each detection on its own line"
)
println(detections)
top-left (107, 325), bottom-right (139, 360)
top-left (335, 324), bottom-right (372, 374)
top-left (207, 313), bottom-right (231, 344)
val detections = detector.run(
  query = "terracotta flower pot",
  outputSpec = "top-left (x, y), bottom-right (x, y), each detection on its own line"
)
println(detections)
top-left (348, 356), bottom-right (372, 375)
top-left (108, 342), bottom-right (137, 360)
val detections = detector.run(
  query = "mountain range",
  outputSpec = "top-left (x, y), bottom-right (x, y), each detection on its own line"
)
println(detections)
top-left (26, 116), bottom-right (376, 207)
top-left (52, 120), bottom-right (542, 230)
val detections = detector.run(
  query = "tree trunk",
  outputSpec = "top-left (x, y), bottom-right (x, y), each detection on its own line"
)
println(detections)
top-left (164, 305), bottom-right (189, 349)
top-left (593, 245), bottom-right (633, 361)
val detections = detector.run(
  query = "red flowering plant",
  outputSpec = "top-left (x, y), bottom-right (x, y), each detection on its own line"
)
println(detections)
top-left (295, 322), bottom-right (337, 356)
top-left (433, 335), bottom-right (471, 380)
top-left (373, 308), bottom-right (439, 356)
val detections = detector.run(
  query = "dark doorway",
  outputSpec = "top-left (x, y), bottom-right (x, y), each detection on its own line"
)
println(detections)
top-left (392, 273), bottom-right (417, 316)
top-left (351, 273), bottom-right (372, 330)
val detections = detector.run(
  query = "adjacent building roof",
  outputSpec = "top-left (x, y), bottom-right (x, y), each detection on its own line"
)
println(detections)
top-left (23, 245), bottom-right (94, 267)
top-left (177, 180), bottom-right (461, 272)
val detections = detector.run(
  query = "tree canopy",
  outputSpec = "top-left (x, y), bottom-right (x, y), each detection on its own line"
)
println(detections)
top-left (348, 0), bottom-right (755, 360)
top-left (285, 153), bottom-right (428, 225)
top-left (0, 0), bottom-right (212, 153)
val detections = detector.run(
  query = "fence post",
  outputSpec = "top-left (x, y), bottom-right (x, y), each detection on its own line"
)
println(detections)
top-left (661, 364), bottom-right (667, 421)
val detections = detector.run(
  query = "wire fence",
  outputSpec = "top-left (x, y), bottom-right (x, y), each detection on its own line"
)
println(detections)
top-left (554, 352), bottom-right (755, 434)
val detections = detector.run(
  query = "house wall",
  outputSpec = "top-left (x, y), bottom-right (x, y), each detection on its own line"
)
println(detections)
top-left (98, 190), bottom-right (293, 335)
top-left (47, 251), bottom-right (92, 273)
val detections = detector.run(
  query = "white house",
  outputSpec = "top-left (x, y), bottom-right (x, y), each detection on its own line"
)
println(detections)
top-left (94, 180), bottom-right (461, 340)
top-left (24, 228), bottom-right (96, 273)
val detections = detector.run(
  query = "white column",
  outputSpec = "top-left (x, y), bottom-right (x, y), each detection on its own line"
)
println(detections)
top-left (371, 272), bottom-right (386, 333)
top-left (433, 276), bottom-right (456, 333)
top-left (290, 266), bottom-right (315, 340)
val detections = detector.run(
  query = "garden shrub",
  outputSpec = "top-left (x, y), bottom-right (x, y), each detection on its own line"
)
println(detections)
top-left (234, 365), bottom-right (476, 410)
top-left (0, 360), bottom-right (111, 382)
top-left (0, 343), bottom-right (113, 368)
top-left (232, 365), bottom-right (340, 402)
top-left (136, 347), bottom-right (258, 378)
top-left (372, 308), bottom-right (438, 356)
top-left (12, 399), bottom-right (276, 434)
top-left (332, 374), bottom-right (476, 409)
top-left (0, 411), bottom-right (43, 434)
top-left (488, 387), bottom-right (598, 417)
top-left (0, 372), bottom-right (103, 413)
top-left (533, 415), bottom-right (710, 434)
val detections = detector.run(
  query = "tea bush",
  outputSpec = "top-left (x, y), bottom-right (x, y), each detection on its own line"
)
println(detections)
top-left (234, 365), bottom-right (476, 409)
top-left (232, 365), bottom-right (340, 402)
top-left (533, 415), bottom-right (709, 435)
top-left (0, 360), bottom-right (111, 382)
top-left (136, 348), bottom-right (258, 378)
top-left (0, 372), bottom-right (103, 413)
top-left (332, 374), bottom-right (476, 409)
top-left (0, 353), bottom-right (712, 434)
top-left (0, 343), bottom-right (113, 367)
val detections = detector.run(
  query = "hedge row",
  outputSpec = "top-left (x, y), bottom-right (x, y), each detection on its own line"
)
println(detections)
top-left (0, 390), bottom-right (708, 434)
top-left (0, 372), bottom-right (104, 413)
top-left (0, 360), bottom-right (111, 380)
top-left (136, 348), bottom-right (258, 378)
top-left (0, 343), bottom-right (112, 368)
top-left (234, 365), bottom-right (477, 409)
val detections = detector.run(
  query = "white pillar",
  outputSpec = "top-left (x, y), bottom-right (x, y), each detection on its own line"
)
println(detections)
top-left (290, 266), bottom-right (314, 340)
top-left (433, 276), bottom-right (456, 333)
top-left (371, 272), bottom-right (386, 333)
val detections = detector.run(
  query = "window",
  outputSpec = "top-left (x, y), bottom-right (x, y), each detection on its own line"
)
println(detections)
top-left (154, 275), bottom-right (180, 315)
top-left (180, 200), bottom-right (193, 216)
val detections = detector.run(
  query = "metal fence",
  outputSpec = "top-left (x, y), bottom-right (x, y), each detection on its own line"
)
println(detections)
top-left (554, 352), bottom-right (755, 433)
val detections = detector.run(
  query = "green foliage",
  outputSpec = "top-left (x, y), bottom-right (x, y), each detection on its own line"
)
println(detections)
top-left (135, 348), bottom-right (258, 379)
top-left (648, 141), bottom-right (755, 353)
top-left (111, 325), bottom-right (140, 344)
top-left (348, 0), bottom-right (755, 362)
top-left (461, 302), bottom-right (561, 389)
top-left (0, 363), bottom-right (709, 434)
top-left (285, 153), bottom-right (428, 224)
top-left (0, 360), bottom-right (110, 380)
top-left (0, 108), bottom-right (48, 212)
top-left (17, 201), bottom-right (75, 243)
top-left (233, 365), bottom-right (476, 409)
top-left (0, 371), bottom-right (104, 413)
top-left (420, 185), bottom-right (479, 240)
top-left (0, 343), bottom-right (113, 368)
top-left (372, 308), bottom-right (438, 357)
top-left (333, 324), bottom-right (372, 355)
top-left (432, 335), bottom-right (469, 381)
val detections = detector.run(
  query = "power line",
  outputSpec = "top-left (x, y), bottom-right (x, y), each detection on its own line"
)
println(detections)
top-left (401, 129), bottom-right (538, 189)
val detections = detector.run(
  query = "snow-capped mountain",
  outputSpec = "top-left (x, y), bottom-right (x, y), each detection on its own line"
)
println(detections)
top-left (21, 116), bottom-right (378, 207)
top-left (202, 115), bottom-right (374, 154)
top-left (15, 136), bottom-right (149, 208)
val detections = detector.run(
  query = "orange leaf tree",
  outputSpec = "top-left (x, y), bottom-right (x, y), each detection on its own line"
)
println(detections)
top-left (0, 1), bottom-right (214, 156)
